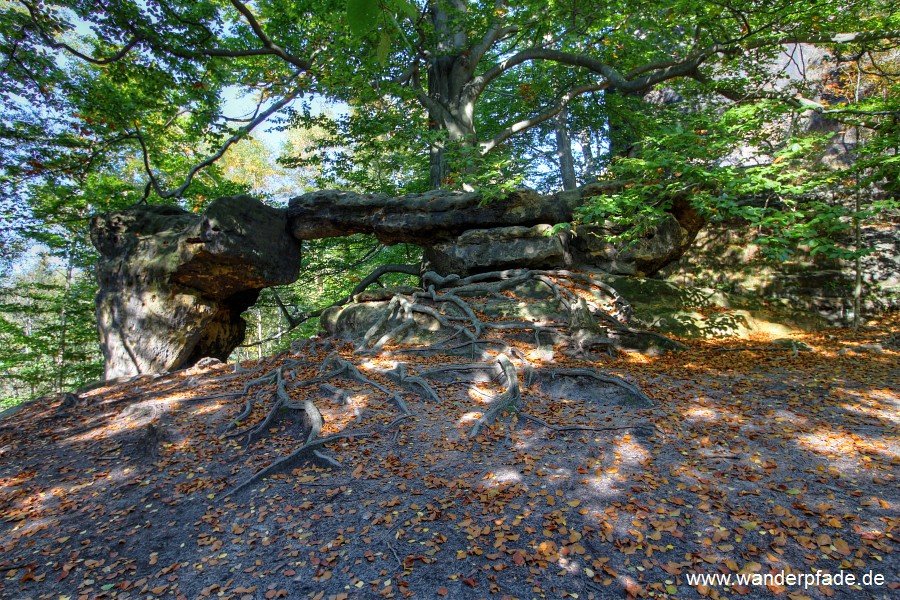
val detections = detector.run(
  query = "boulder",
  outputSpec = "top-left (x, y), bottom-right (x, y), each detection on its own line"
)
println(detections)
top-left (423, 224), bottom-right (569, 274)
top-left (569, 197), bottom-right (705, 276)
top-left (91, 196), bottom-right (301, 379)
top-left (421, 211), bottom-right (702, 277)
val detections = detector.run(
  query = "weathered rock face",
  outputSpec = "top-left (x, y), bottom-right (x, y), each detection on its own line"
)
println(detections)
top-left (569, 214), bottom-right (698, 276)
top-left (420, 197), bottom-right (705, 276)
top-left (659, 219), bottom-right (900, 325)
top-left (91, 196), bottom-right (301, 379)
top-left (287, 188), bottom-right (582, 245)
top-left (90, 186), bottom-right (705, 379)
top-left (290, 187), bottom-right (705, 277)
top-left (423, 224), bottom-right (570, 274)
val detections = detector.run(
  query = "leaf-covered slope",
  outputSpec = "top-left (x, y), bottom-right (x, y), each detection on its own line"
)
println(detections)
top-left (0, 282), bottom-right (897, 600)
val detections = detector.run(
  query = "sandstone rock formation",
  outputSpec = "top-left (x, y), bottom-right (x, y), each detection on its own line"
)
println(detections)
top-left (287, 188), bottom-right (582, 245)
top-left (423, 224), bottom-right (569, 274)
top-left (92, 186), bottom-right (705, 379)
top-left (91, 196), bottom-right (301, 378)
top-left (288, 186), bottom-right (705, 277)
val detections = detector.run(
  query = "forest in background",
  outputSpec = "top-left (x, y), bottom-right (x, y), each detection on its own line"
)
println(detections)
top-left (2, 0), bottom-right (899, 405)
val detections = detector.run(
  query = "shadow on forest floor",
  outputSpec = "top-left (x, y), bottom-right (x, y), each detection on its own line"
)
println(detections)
top-left (0, 299), bottom-right (897, 600)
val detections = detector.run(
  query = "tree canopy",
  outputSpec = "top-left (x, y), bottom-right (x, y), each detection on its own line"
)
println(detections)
top-left (3, 0), bottom-right (899, 204)
top-left (2, 0), bottom-right (900, 401)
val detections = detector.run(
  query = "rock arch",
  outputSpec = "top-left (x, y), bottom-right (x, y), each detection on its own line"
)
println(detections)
top-left (91, 187), bottom-right (704, 378)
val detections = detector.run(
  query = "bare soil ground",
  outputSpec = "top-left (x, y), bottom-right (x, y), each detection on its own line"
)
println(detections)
top-left (0, 305), bottom-right (897, 600)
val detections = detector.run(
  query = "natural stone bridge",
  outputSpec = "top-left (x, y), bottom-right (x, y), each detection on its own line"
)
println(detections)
top-left (91, 187), bottom-right (704, 378)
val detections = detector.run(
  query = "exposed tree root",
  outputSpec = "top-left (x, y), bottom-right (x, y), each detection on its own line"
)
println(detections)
top-left (319, 383), bottom-right (352, 405)
top-left (222, 371), bottom-right (279, 436)
top-left (222, 366), bottom-right (326, 448)
top-left (418, 361), bottom-right (502, 382)
top-left (225, 414), bottom-right (414, 497)
top-left (225, 266), bottom-right (663, 496)
top-left (483, 321), bottom-right (566, 349)
top-left (393, 337), bottom-right (512, 358)
top-left (379, 363), bottom-right (441, 402)
top-left (536, 269), bottom-right (633, 323)
top-left (224, 430), bottom-right (373, 497)
top-left (319, 353), bottom-right (411, 415)
top-left (181, 391), bottom-right (246, 404)
top-left (358, 293), bottom-right (477, 355)
top-left (242, 264), bottom-right (422, 349)
top-left (542, 368), bottom-right (653, 405)
top-left (358, 295), bottom-right (415, 353)
top-left (469, 354), bottom-right (520, 438)
top-left (417, 289), bottom-right (484, 339)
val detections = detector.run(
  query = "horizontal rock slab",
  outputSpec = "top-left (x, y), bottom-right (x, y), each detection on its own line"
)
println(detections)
top-left (288, 188), bottom-right (582, 246)
top-left (288, 185), bottom-right (705, 277)
top-left (91, 196), bottom-right (301, 378)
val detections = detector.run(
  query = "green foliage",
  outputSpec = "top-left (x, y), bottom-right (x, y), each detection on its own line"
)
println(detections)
top-left (346, 0), bottom-right (382, 38)
top-left (1, 0), bottom-right (899, 391)
top-left (232, 236), bottom-right (422, 360)
top-left (577, 88), bottom-right (900, 264)
top-left (283, 99), bottom-right (431, 194)
top-left (0, 255), bottom-right (102, 408)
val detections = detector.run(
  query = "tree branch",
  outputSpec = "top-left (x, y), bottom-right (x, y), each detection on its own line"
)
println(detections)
top-left (469, 0), bottom-right (517, 70)
top-left (273, 292), bottom-right (300, 328)
top-left (238, 264), bottom-right (420, 348)
top-left (20, 1), bottom-right (141, 65)
top-left (470, 24), bottom-right (518, 69)
top-left (472, 28), bottom-right (900, 103)
top-left (136, 77), bottom-right (306, 199)
top-left (479, 82), bottom-right (607, 155)
top-left (229, 0), bottom-right (311, 71)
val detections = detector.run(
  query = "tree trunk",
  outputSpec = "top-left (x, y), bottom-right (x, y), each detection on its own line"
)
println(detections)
top-left (554, 107), bottom-right (578, 190)
top-left (426, 1), bottom-right (477, 189)
top-left (56, 250), bottom-right (75, 393)
top-left (427, 65), bottom-right (478, 188)
top-left (579, 131), bottom-right (598, 179)
top-left (606, 88), bottom-right (636, 159)
top-left (256, 308), bottom-right (263, 360)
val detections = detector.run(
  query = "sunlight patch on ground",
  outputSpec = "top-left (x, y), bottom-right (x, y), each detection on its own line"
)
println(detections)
top-left (769, 409), bottom-right (808, 426)
top-left (484, 469), bottom-right (522, 484)
top-left (682, 405), bottom-right (722, 422)
top-left (612, 434), bottom-right (650, 467)
top-left (187, 401), bottom-right (229, 415)
top-left (358, 358), bottom-right (396, 371)
top-left (618, 352), bottom-right (654, 365)
top-left (796, 430), bottom-right (865, 466)
top-left (467, 386), bottom-right (497, 403)
top-left (64, 398), bottom-right (173, 444)
top-left (584, 473), bottom-right (623, 498)
top-left (556, 556), bottom-right (582, 574)
top-left (526, 347), bottom-right (555, 363)
top-left (458, 411), bottom-right (482, 426)
top-left (839, 388), bottom-right (900, 425)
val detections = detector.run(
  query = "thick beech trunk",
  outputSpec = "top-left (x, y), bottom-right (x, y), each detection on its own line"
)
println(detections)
top-left (427, 56), bottom-right (477, 189)
top-left (426, 0), bottom-right (478, 188)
